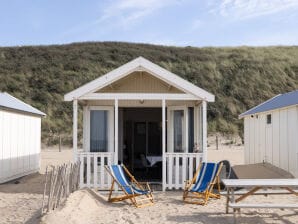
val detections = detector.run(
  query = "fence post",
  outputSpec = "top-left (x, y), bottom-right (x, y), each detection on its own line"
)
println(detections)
top-left (59, 135), bottom-right (62, 152)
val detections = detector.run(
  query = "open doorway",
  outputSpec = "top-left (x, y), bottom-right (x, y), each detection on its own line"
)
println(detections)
top-left (122, 108), bottom-right (162, 181)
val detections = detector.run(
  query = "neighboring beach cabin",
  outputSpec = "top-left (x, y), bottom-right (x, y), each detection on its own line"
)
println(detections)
top-left (239, 90), bottom-right (298, 178)
top-left (64, 57), bottom-right (214, 191)
top-left (0, 92), bottom-right (45, 183)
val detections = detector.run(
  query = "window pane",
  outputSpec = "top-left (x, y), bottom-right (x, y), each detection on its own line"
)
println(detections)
top-left (188, 107), bottom-right (194, 152)
top-left (90, 110), bottom-right (108, 152)
top-left (266, 114), bottom-right (272, 124)
top-left (174, 110), bottom-right (184, 152)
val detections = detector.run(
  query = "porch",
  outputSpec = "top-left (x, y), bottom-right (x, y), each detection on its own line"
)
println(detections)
top-left (65, 57), bottom-right (214, 191)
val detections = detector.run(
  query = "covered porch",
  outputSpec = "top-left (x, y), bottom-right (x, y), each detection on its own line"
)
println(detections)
top-left (64, 57), bottom-right (214, 191)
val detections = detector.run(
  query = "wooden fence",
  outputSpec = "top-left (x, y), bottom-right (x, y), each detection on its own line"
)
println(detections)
top-left (41, 161), bottom-right (80, 214)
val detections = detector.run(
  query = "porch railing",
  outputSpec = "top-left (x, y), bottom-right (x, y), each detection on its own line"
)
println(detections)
top-left (163, 153), bottom-right (203, 190)
top-left (78, 152), bottom-right (203, 190)
top-left (77, 152), bottom-right (114, 189)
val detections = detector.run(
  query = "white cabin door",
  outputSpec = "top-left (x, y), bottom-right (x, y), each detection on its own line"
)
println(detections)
top-left (167, 106), bottom-right (188, 153)
top-left (88, 106), bottom-right (114, 152)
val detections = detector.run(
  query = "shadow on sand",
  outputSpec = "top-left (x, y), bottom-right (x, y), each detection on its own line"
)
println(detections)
top-left (86, 188), bottom-right (133, 208)
top-left (0, 172), bottom-right (46, 194)
top-left (167, 211), bottom-right (298, 224)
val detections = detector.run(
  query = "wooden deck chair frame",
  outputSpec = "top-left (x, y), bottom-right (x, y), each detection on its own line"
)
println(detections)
top-left (105, 165), bottom-right (154, 208)
top-left (183, 162), bottom-right (223, 205)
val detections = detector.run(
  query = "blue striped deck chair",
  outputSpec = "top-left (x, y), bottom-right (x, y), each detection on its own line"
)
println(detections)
top-left (183, 162), bottom-right (223, 205)
top-left (105, 165), bottom-right (154, 208)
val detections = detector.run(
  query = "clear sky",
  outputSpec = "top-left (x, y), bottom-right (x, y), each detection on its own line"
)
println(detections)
top-left (1, 0), bottom-right (298, 47)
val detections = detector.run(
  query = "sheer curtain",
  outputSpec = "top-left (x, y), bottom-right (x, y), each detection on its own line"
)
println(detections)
top-left (174, 110), bottom-right (184, 152)
top-left (90, 110), bottom-right (108, 152)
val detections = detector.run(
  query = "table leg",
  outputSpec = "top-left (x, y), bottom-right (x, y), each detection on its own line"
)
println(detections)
top-left (231, 188), bottom-right (236, 223)
top-left (226, 187), bottom-right (230, 214)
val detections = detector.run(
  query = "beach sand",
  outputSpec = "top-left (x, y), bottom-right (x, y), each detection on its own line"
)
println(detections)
top-left (41, 188), bottom-right (298, 224)
top-left (0, 148), bottom-right (73, 224)
top-left (1, 139), bottom-right (298, 224)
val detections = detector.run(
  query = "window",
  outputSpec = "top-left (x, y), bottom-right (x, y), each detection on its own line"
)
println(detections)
top-left (90, 110), bottom-right (108, 152)
top-left (266, 114), bottom-right (272, 124)
top-left (173, 110), bottom-right (184, 152)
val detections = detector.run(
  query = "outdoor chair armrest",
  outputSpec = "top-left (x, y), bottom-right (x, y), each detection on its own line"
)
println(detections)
top-left (131, 182), bottom-right (151, 191)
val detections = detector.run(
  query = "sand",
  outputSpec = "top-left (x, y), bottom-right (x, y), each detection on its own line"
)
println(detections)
top-left (41, 189), bottom-right (298, 224)
top-left (0, 148), bottom-right (73, 224)
top-left (1, 140), bottom-right (298, 224)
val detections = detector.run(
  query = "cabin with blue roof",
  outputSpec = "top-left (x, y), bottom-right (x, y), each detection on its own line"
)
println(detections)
top-left (239, 90), bottom-right (298, 177)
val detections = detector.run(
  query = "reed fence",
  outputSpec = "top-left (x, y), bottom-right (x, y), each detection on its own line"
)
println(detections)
top-left (41, 161), bottom-right (80, 214)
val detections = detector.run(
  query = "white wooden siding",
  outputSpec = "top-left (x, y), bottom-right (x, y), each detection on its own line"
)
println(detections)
top-left (272, 111), bottom-right (280, 167)
top-left (259, 114), bottom-right (266, 163)
top-left (287, 107), bottom-right (297, 176)
top-left (279, 109), bottom-right (288, 171)
top-left (0, 110), bottom-right (41, 183)
top-left (265, 123), bottom-right (273, 164)
top-left (249, 117), bottom-right (255, 163)
top-left (254, 115), bottom-right (260, 163)
top-left (244, 105), bottom-right (298, 177)
top-left (244, 117), bottom-right (250, 164)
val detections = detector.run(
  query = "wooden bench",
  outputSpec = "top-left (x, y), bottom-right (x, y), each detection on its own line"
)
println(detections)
top-left (221, 189), bottom-right (297, 196)
top-left (222, 179), bottom-right (298, 223)
top-left (229, 203), bottom-right (298, 209)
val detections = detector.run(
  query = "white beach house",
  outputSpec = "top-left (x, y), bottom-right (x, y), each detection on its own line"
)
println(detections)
top-left (0, 92), bottom-right (45, 183)
top-left (64, 57), bottom-right (214, 190)
top-left (239, 90), bottom-right (298, 178)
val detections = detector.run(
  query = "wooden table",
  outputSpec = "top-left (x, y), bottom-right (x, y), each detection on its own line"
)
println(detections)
top-left (222, 179), bottom-right (298, 222)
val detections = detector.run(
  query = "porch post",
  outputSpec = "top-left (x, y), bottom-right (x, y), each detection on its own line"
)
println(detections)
top-left (114, 99), bottom-right (118, 164)
top-left (202, 100), bottom-right (207, 162)
top-left (73, 99), bottom-right (78, 162)
top-left (162, 99), bottom-right (166, 191)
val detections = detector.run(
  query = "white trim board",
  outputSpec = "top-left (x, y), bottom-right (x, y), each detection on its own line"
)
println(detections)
top-left (64, 57), bottom-right (215, 102)
top-left (79, 93), bottom-right (199, 101)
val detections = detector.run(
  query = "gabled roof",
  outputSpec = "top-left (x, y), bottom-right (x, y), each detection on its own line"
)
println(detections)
top-left (0, 92), bottom-right (45, 116)
top-left (239, 90), bottom-right (298, 118)
top-left (64, 56), bottom-right (215, 102)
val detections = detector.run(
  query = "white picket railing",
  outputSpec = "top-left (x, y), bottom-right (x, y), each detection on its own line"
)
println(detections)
top-left (163, 153), bottom-right (203, 190)
top-left (78, 151), bottom-right (203, 191)
top-left (77, 152), bottom-right (114, 189)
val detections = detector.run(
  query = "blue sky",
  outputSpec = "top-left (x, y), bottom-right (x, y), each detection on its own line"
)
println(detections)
top-left (1, 0), bottom-right (298, 47)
